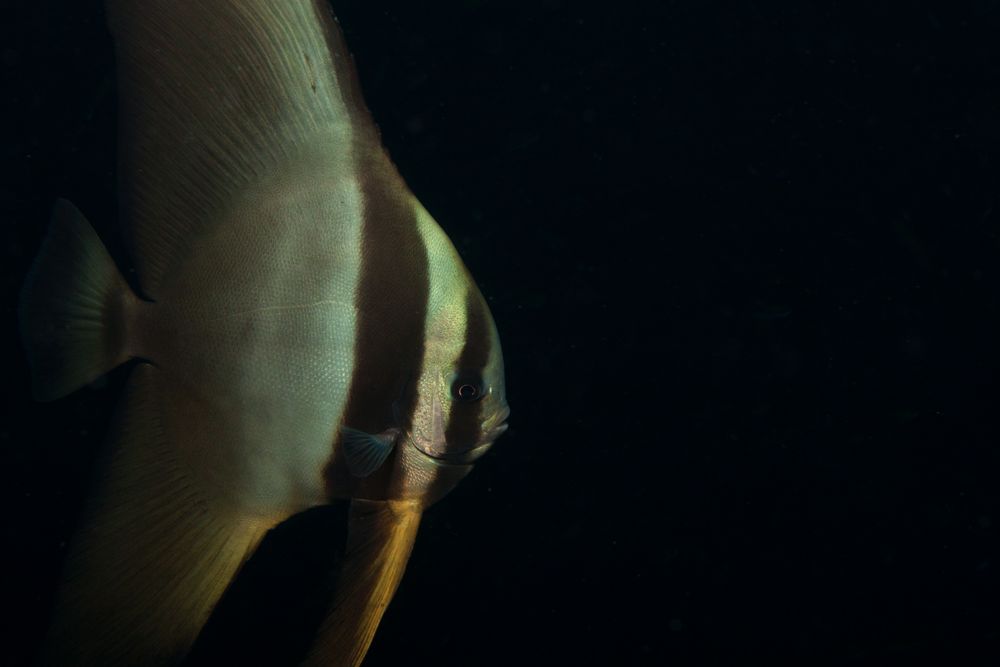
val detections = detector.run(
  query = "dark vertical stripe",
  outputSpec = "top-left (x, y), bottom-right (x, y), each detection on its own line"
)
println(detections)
top-left (443, 289), bottom-right (493, 450)
top-left (323, 149), bottom-right (429, 498)
top-left (313, 3), bottom-right (430, 497)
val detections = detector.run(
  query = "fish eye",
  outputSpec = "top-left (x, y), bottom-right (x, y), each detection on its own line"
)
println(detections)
top-left (451, 374), bottom-right (485, 402)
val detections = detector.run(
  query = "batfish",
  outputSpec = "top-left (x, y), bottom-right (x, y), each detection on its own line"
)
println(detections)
top-left (19, 1), bottom-right (508, 664)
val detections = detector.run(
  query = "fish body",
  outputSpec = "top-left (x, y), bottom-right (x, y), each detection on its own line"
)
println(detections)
top-left (19, 1), bottom-right (506, 664)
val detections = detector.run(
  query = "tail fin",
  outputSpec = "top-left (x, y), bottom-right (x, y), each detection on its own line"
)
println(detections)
top-left (19, 199), bottom-right (137, 401)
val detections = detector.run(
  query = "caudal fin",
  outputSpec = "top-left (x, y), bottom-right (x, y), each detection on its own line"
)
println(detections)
top-left (19, 199), bottom-right (137, 401)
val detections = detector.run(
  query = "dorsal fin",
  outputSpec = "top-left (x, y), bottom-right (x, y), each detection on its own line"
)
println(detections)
top-left (105, 0), bottom-right (379, 298)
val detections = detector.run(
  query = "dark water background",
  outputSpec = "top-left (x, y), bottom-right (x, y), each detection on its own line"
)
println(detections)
top-left (3, 1), bottom-right (1000, 664)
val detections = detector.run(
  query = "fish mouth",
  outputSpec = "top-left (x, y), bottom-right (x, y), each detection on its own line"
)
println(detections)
top-left (410, 403), bottom-right (510, 464)
top-left (414, 421), bottom-right (508, 465)
top-left (491, 404), bottom-right (512, 426)
top-left (481, 421), bottom-right (509, 442)
top-left (431, 440), bottom-right (496, 465)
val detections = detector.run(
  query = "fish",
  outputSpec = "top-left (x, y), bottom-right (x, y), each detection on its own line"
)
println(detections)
top-left (18, 1), bottom-right (508, 665)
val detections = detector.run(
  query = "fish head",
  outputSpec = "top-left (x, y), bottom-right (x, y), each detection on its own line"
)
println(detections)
top-left (405, 287), bottom-right (508, 468)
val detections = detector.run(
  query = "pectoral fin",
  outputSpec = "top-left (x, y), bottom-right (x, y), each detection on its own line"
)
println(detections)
top-left (39, 364), bottom-right (273, 665)
top-left (341, 426), bottom-right (398, 478)
top-left (300, 499), bottom-right (422, 667)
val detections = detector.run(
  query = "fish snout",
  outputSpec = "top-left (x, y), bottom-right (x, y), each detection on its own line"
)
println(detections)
top-left (480, 404), bottom-right (510, 443)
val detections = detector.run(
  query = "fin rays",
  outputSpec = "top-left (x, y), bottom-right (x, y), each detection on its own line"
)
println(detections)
top-left (105, 0), bottom-right (378, 296)
top-left (301, 500), bottom-right (422, 667)
top-left (38, 364), bottom-right (272, 665)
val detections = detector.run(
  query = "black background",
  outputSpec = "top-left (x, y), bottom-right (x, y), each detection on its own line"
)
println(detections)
top-left (3, 1), bottom-right (1000, 665)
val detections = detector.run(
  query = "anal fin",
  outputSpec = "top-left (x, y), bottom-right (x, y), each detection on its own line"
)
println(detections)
top-left (39, 364), bottom-right (272, 665)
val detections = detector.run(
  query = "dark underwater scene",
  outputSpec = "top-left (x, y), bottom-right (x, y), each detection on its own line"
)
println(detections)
top-left (3, 0), bottom-right (1000, 665)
